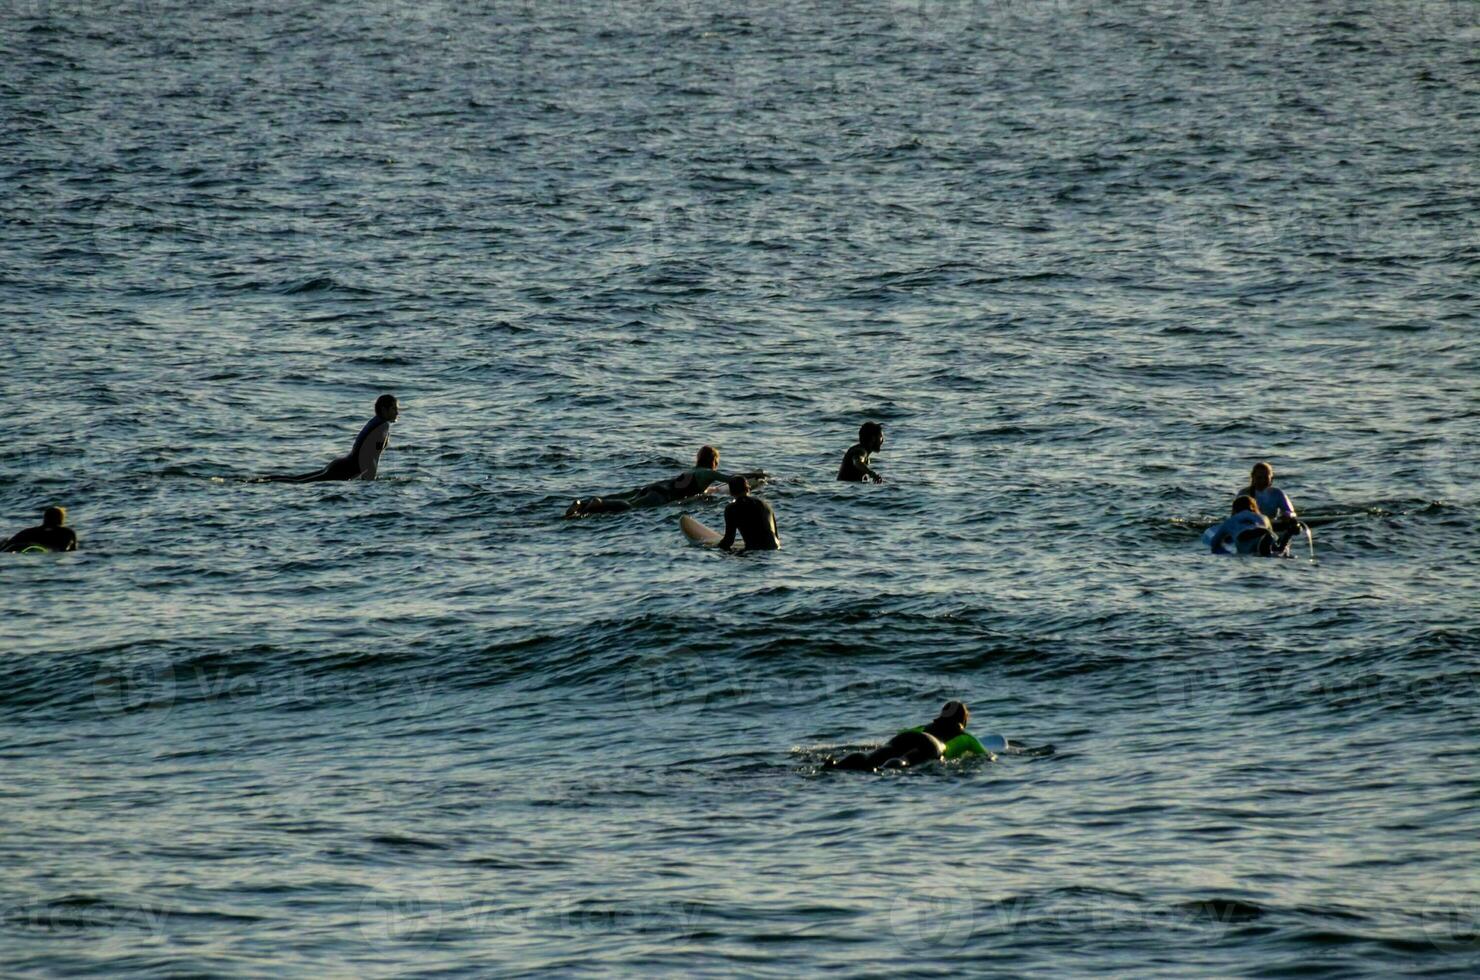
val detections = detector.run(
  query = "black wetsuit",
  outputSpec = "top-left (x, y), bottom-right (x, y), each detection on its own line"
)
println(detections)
top-left (2, 525), bottom-right (77, 553)
top-left (829, 718), bottom-right (962, 771)
top-left (261, 415), bottom-right (390, 483)
top-left (837, 443), bottom-right (877, 482)
top-left (718, 495), bottom-right (779, 551)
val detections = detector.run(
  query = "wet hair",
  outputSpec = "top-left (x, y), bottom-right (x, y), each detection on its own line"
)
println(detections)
top-left (1232, 495), bottom-right (1260, 515)
top-left (728, 476), bottom-right (749, 496)
top-left (43, 506), bottom-right (65, 527)
top-left (859, 421), bottom-right (883, 443)
top-left (696, 445), bottom-right (719, 468)
top-left (924, 700), bottom-right (970, 741)
top-left (1250, 462), bottom-right (1273, 486)
top-left (937, 700), bottom-right (969, 728)
top-left (375, 394), bottom-right (398, 416)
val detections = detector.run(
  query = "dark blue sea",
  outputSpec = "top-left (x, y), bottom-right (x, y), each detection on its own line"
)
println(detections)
top-left (3, 0), bottom-right (1479, 975)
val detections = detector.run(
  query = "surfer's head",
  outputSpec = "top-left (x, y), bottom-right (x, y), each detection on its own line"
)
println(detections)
top-left (375, 394), bottom-right (400, 422)
top-left (1249, 462), bottom-right (1273, 491)
top-left (728, 476), bottom-right (749, 498)
top-left (860, 421), bottom-right (884, 451)
top-left (42, 506), bottom-right (65, 528)
top-left (696, 445), bottom-right (719, 469)
top-left (937, 700), bottom-right (969, 728)
top-left (1232, 495), bottom-right (1260, 515)
top-left (925, 700), bottom-right (970, 740)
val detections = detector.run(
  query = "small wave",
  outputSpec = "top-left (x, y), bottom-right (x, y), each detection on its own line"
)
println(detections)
top-left (273, 275), bottom-right (378, 296)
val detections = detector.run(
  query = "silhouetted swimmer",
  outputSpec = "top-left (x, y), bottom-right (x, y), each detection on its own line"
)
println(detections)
top-left (2, 507), bottom-right (77, 553)
top-left (1240, 461), bottom-right (1298, 533)
top-left (257, 395), bottom-right (399, 483)
top-left (717, 476), bottom-right (780, 551)
top-left (826, 701), bottom-right (972, 772)
top-left (1208, 495), bottom-right (1301, 557)
top-left (837, 421), bottom-right (884, 483)
top-left (566, 446), bottom-right (766, 517)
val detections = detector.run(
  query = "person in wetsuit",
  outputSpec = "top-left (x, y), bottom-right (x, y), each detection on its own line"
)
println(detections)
top-left (1240, 461), bottom-right (1298, 531)
top-left (2, 507), bottom-right (77, 553)
top-left (565, 446), bottom-right (766, 517)
top-left (258, 395), bottom-right (398, 483)
top-left (1208, 495), bottom-right (1301, 557)
top-left (826, 701), bottom-right (972, 772)
top-left (837, 421), bottom-right (884, 483)
top-left (717, 476), bottom-right (780, 551)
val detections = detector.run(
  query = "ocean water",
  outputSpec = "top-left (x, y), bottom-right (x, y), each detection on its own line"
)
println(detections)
top-left (3, 0), bottom-right (1479, 975)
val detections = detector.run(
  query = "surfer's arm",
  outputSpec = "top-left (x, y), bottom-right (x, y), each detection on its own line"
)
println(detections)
top-left (718, 506), bottom-right (738, 550)
top-left (848, 447), bottom-right (883, 482)
top-left (357, 430), bottom-right (387, 480)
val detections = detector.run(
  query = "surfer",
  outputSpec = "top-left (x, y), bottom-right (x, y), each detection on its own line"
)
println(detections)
top-left (2, 506), bottom-right (78, 553)
top-left (837, 421), bottom-right (885, 483)
top-left (717, 476), bottom-right (780, 551)
top-left (1240, 462), bottom-right (1298, 529)
top-left (256, 395), bottom-right (398, 483)
top-left (565, 446), bottom-right (765, 517)
top-left (1208, 496), bottom-right (1301, 557)
top-left (826, 701), bottom-right (972, 771)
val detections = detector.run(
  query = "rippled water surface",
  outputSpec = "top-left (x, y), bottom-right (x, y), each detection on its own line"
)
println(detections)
top-left (3, 0), bottom-right (1479, 975)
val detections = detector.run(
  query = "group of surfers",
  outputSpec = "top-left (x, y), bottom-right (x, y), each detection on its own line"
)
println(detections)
top-left (3, 395), bottom-right (1300, 559)
top-left (0, 396), bottom-right (1305, 773)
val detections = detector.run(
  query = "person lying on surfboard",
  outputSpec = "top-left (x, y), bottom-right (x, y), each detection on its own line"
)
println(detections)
top-left (825, 701), bottom-right (986, 771)
top-left (2, 506), bottom-right (78, 553)
top-left (1207, 495), bottom-right (1301, 557)
top-left (565, 446), bottom-right (765, 517)
top-left (717, 476), bottom-right (780, 551)
top-left (837, 421), bottom-right (885, 483)
top-left (255, 395), bottom-right (399, 483)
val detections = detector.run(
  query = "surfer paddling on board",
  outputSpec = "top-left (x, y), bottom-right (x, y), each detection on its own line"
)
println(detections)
top-left (1208, 495), bottom-right (1302, 557)
top-left (826, 701), bottom-right (983, 771)
top-left (256, 395), bottom-right (399, 483)
top-left (566, 446), bottom-right (765, 517)
top-left (2, 506), bottom-right (77, 553)
top-left (1240, 462), bottom-right (1299, 535)
top-left (717, 476), bottom-right (779, 551)
top-left (837, 421), bottom-right (885, 483)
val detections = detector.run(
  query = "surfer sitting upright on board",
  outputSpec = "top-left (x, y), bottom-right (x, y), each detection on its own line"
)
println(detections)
top-left (2, 506), bottom-right (77, 553)
top-left (1240, 461), bottom-right (1298, 534)
top-left (717, 476), bottom-right (780, 551)
top-left (837, 421), bottom-right (885, 483)
top-left (256, 395), bottom-right (399, 483)
top-left (566, 446), bottom-right (765, 517)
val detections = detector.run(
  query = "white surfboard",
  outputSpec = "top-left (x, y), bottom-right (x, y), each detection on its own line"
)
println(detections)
top-left (680, 514), bottom-right (741, 551)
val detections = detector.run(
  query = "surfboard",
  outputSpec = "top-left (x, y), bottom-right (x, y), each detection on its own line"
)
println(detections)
top-left (680, 514), bottom-right (742, 551)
